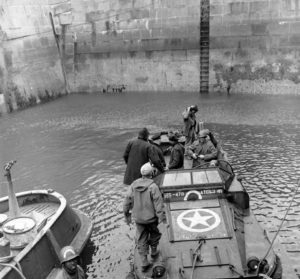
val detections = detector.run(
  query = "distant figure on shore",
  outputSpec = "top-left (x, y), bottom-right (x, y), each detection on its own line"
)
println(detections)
top-left (227, 82), bottom-right (231, 95)
top-left (57, 246), bottom-right (85, 279)
top-left (123, 128), bottom-right (165, 185)
top-left (182, 105), bottom-right (200, 152)
top-left (123, 162), bottom-right (166, 272)
top-left (187, 129), bottom-right (218, 168)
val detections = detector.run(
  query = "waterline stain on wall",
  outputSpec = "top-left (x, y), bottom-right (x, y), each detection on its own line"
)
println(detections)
top-left (1, 0), bottom-right (300, 114)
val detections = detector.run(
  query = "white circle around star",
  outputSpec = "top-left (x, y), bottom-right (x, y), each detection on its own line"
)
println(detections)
top-left (177, 208), bottom-right (220, 233)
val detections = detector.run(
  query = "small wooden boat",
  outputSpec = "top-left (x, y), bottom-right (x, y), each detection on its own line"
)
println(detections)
top-left (0, 161), bottom-right (93, 279)
top-left (130, 132), bottom-right (282, 279)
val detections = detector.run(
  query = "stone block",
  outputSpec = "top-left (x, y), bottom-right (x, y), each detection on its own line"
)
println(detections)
top-left (289, 35), bottom-right (300, 45)
top-left (86, 10), bottom-right (105, 22)
top-left (278, 36), bottom-right (291, 47)
top-left (156, 8), bottom-right (169, 19)
top-left (23, 39), bottom-right (33, 49)
top-left (268, 22), bottom-right (290, 35)
top-left (247, 35), bottom-right (268, 49)
top-left (4, 50), bottom-right (12, 68)
top-left (165, 17), bottom-right (181, 28)
top-left (31, 37), bottom-right (42, 49)
top-left (278, 9), bottom-right (296, 19)
top-left (72, 11), bottom-right (87, 23)
top-left (53, 2), bottom-right (71, 15)
top-left (210, 35), bottom-right (248, 49)
top-left (210, 15), bottom-right (224, 25)
top-left (130, 8), bottom-right (150, 20)
top-left (289, 21), bottom-right (300, 34)
top-left (268, 0), bottom-right (281, 18)
top-left (140, 29), bottom-right (151, 40)
top-left (76, 63), bottom-right (91, 72)
top-left (229, 24), bottom-right (252, 36)
top-left (94, 20), bottom-right (108, 33)
top-left (118, 10), bottom-right (131, 23)
top-left (48, 0), bottom-right (69, 5)
top-left (140, 38), bottom-right (161, 51)
top-left (171, 50), bottom-right (187, 62)
top-left (65, 42), bottom-right (74, 54)
top-left (211, 25), bottom-right (228, 37)
top-left (59, 12), bottom-right (73, 25)
top-left (168, 26), bottom-right (186, 39)
top-left (126, 29), bottom-right (141, 40)
top-left (247, 11), bottom-right (262, 22)
top-left (187, 24), bottom-right (200, 38)
top-left (168, 7), bottom-right (188, 18)
top-left (187, 6), bottom-right (200, 18)
top-left (149, 18), bottom-right (165, 30)
top-left (251, 23), bottom-right (269, 35)
top-left (249, 1), bottom-right (269, 13)
top-left (77, 42), bottom-right (92, 53)
top-left (229, 2), bottom-right (249, 15)
top-left (40, 37), bottom-right (49, 47)
top-left (151, 28), bottom-right (164, 39)
top-left (210, 4), bottom-right (223, 15)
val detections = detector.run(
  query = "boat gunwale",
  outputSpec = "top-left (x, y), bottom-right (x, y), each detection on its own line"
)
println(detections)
top-left (0, 189), bottom-right (67, 277)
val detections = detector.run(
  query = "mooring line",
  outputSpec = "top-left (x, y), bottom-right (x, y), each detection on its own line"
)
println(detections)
top-left (257, 178), bottom-right (300, 274)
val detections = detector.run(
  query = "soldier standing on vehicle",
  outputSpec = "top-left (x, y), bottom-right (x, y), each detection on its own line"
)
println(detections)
top-left (182, 105), bottom-right (200, 152)
top-left (123, 162), bottom-right (166, 272)
top-left (123, 128), bottom-right (165, 185)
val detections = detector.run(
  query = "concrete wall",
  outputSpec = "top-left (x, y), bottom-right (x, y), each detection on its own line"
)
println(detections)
top-left (1, 0), bottom-right (300, 113)
top-left (62, 0), bottom-right (300, 95)
top-left (0, 0), bottom-right (66, 113)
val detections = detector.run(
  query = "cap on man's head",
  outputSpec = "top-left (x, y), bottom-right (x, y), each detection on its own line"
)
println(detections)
top-left (199, 129), bottom-right (209, 138)
top-left (190, 105), bottom-right (198, 113)
top-left (138, 128), bottom-right (149, 140)
top-left (140, 162), bottom-right (154, 176)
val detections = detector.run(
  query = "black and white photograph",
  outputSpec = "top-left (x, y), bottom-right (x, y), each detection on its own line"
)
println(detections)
top-left (0, 0), bottom-right (299, 278)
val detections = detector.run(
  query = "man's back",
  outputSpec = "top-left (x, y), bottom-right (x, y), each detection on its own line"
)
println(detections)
top-left (123, 138), bottom-right (151, 185)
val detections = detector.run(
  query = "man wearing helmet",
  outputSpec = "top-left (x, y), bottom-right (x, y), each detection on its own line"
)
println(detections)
top-left (56, 246), bottom-right (85, 279)
top-left (187, 129), bottom-right (218, 168)
top-left (123, 162), bottom-right (166, 272)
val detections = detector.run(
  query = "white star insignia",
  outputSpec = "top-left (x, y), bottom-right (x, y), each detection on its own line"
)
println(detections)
top-left (182, 211), bottom-right (213, 228)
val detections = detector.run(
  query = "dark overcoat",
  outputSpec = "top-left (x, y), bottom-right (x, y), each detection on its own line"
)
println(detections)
top-left (168, 143), bottom-right (185, 169)
top-left (123, 138), bottom-right (163, 185)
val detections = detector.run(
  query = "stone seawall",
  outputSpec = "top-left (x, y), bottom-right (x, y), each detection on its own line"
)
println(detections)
top-left (0, 0), bottom-right (300, 113)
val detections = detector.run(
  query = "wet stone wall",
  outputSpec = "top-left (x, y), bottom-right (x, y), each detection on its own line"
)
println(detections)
top-left (1, 0), bottom-right (300, 114)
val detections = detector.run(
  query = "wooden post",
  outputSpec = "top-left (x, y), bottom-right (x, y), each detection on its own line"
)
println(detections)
top-left (4, 161), bottom-right (21, 218)
top-left (49, 12), bottom-right (70, 94)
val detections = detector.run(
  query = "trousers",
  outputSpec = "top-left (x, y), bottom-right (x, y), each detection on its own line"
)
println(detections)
top-left (135, 221), bottom-right (161, 256)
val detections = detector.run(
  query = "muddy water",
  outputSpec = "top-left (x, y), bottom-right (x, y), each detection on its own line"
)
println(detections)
top-left (0, 92), bottom-right (299, 278)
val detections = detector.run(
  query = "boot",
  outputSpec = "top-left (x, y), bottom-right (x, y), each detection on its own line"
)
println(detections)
top-left (151, 246), bottom-right (159, 258)
top-left (141, 255), bottom-right (151, 272)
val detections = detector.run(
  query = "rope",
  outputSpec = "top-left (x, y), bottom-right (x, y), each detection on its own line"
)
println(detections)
top-left (189, 239), bottom-right (205, 279)
top-left (257, 178), bottom-right (300, 275)
top-left (0, 261), bottom-right (27, 279)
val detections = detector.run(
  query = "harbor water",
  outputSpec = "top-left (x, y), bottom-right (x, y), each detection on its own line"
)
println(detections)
top-left (0, 91), bottom-right (299, 278)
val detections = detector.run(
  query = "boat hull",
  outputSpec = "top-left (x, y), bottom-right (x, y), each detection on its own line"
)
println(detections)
top-left (0, 190), bottom-right (93, 279)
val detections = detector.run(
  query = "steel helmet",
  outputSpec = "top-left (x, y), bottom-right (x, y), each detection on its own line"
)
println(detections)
top-left (199, 129), bottom-right (209, 138)
top-left (140, 162), bottom-right (154, 176)
top-left (60, 246), bottom-right (78, 264)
